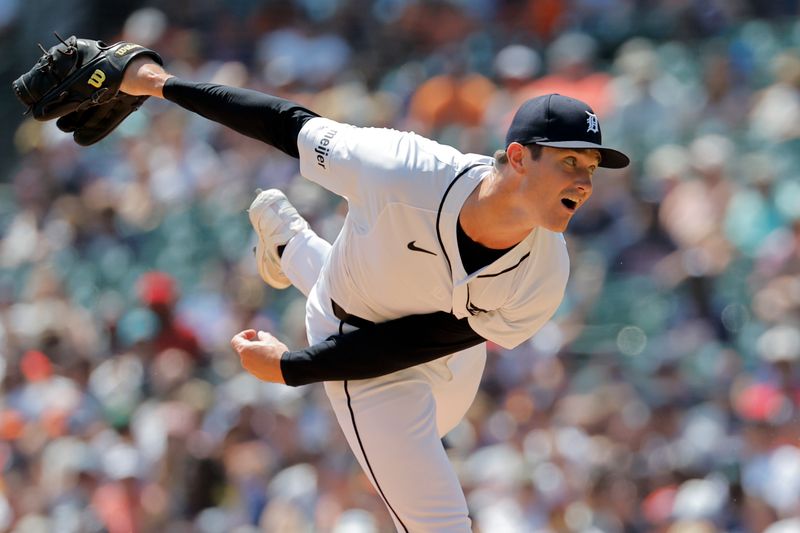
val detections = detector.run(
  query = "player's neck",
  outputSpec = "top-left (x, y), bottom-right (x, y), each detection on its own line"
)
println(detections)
top-left (459, 171), bottom-right (537, 249)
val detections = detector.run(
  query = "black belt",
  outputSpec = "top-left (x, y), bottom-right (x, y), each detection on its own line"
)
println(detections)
top-left (331, 299), bottom-right (374, 329)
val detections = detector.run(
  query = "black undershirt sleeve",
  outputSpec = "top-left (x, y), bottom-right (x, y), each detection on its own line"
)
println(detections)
top-left (162, 77), bottom-right (318, 158)
top-left (278, 220), bottom-right (514, 386)
top-left (280, 311), bottom-right (485, 386)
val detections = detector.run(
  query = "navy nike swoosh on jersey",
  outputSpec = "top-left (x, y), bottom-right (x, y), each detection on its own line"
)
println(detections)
top-left (407, 241), bottom-right (437, 256)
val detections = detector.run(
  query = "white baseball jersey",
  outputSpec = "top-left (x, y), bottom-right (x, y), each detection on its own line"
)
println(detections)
top-left (297, 117), bottom-right (570, 349)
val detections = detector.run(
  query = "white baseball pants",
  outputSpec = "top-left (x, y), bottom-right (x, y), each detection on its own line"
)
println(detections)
top-left (282, 228), bottom-right (486, 532)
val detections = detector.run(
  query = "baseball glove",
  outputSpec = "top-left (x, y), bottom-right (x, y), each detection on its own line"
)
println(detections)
top-left (12, 34), bottom-right (162, 145)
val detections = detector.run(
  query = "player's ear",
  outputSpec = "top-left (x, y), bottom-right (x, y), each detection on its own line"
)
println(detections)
top-left (505, 142), bottom-right (527, 173)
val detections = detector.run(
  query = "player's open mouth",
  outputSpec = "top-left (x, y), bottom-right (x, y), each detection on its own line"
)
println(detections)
top-left (561, 198), bottom-right (578, 211)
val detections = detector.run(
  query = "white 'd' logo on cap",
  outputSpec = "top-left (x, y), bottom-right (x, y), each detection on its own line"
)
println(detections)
top-left (585, 111), bottom-right (599, 133)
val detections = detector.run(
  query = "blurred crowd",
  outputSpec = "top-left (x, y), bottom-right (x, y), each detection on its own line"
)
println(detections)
top-left (2, 0), bottom-right (800, 532)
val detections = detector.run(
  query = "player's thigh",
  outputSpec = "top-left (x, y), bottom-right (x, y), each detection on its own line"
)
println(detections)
top-left (325, 374), bottom-right (472, 533)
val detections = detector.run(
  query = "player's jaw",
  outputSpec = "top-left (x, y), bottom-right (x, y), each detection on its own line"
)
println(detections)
top-left (541, 193), bottom-right (585, 233)
top-left (545, 185), bottom-right (592, 232)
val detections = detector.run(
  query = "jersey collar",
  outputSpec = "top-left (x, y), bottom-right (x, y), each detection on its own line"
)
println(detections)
top-left (437, 158), bottom-right (540, 288)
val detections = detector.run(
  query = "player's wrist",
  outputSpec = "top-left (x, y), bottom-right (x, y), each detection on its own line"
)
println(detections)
top-left (121, 57), bottom-right (173, 98)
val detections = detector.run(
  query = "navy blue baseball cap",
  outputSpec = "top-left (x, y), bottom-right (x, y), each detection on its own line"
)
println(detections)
top-left (505, 94), bottom-right (630, 169)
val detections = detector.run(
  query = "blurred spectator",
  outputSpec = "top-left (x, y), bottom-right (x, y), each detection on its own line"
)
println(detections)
top-left (523, 32), bottom-right (613, 117)
top-left (749, 49), bottom-right (800, 142)
top-left (135, 271), bottom-right (201, 361)
top-left (408, 50), bottom-right (496, 144)
top-left (483, 44), bottom-right (542, 149)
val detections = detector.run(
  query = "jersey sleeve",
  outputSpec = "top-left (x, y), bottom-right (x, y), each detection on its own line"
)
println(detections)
top-left (296, 117), bottom-right (462, 202)
top-left (467, 242), bottom-right (570, 350)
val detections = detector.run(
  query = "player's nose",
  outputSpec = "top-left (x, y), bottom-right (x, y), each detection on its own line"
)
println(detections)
top-left (575, 174), bottom-right (593, 195)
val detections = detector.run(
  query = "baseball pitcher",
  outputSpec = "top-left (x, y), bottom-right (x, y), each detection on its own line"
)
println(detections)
top-left (14, 41), bottom-right (630, 532)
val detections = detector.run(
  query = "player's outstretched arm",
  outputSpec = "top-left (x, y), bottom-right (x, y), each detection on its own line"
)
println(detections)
top-left (231, 311), bottom-right (486, 386)
top-left (120, 56), bottom-right (318, 158)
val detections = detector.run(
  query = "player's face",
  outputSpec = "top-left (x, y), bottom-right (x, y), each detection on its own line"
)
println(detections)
top-left (523, 147), bottom-right (599, 232)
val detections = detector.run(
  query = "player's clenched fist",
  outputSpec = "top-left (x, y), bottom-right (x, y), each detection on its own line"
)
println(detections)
top-left (230, 329), bottom-right (287, 384)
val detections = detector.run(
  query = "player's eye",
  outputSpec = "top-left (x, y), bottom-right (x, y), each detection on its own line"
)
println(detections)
top-left (563, 157), bottom-right (577, 167)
